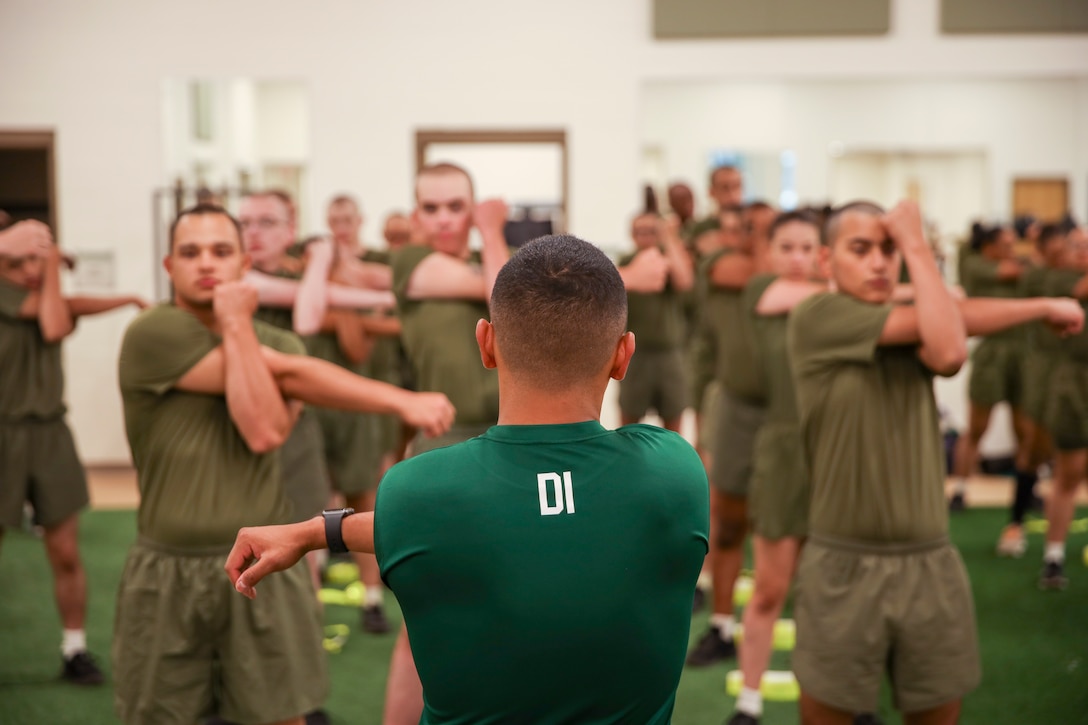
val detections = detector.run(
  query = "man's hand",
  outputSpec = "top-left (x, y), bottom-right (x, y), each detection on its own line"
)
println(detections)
top-left (622, 247), bottom-right (668, 293)
top-left (0, 220), bottom-right (53, 258)
top-left (473, 199), bottom-right (509, 236)
top-left (304, 237), bottom-right (335, 266)
top-left (214, 281), bottom-right (259, 322)
top-left (226, 518), bottom-right (323, 600)
top-left (1044, 298), bottom-right (1085, 337)
top-left (399, 391), bottom-right (456, 438)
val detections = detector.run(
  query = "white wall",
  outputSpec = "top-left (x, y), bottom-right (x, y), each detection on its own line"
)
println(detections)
top-left (1, 0), bottom-right (1087, 462)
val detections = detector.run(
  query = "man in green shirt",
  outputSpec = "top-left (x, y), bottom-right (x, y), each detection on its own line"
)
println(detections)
top-left (114, 204), bottom-right (454, 725)
top-left (788, 200), bottom-right (1081, 724)
top-left (385, 161), bottom-right (510, 723)
top-left (685, 165), bottom-right (745, 248)
top-left (0, 226), bottom-right (145, 687)
top-left (949, 224), bottom-right (1027, 512)
top-left (617, 212), bottom-right (693, 432)
top-left (226, 234), bottom-right (710, 725)
top-left (686, 204), bottom-right (769, 667)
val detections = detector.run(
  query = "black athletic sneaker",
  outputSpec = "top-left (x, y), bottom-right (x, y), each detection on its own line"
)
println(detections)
top-left (362, 604), bottom-right (392, 634)
top-left (854, 714), bottom-right (885, 725)
top-left (1038, 560), bottom-right (1068, 591)
top-left (726, 712), bottom-right (759, 725)
top-left (305, 709), bottom-right (332, 725)
top-left (61, 651), bottom-right (104, 686)
top-left (691, 586), bottom-right (706, 614)
top-left (948, 492), bottom-right (967, 513)
top-left (685, 628), bottom-right (736, 666)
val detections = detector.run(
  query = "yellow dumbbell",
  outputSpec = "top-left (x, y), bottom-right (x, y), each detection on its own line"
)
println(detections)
top-left (734, 619), bottom-right (797, 651)
top-left (325, 562), bottom-right (360, 585)
top-left (726, 670), bottom-right (800, 701)
top-left (733, 576), bottom-right (754, 608)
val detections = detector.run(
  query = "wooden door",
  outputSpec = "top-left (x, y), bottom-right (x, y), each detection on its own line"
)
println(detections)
top-left (1013, 178), bottom-right (1068, 222)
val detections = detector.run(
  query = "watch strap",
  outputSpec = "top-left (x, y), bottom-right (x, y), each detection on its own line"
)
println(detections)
top-left (322, 508), bottom-right (355, 554)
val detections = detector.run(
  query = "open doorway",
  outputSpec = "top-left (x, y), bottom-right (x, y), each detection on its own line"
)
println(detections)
top-left (0, 130), bottom-right (56, 234)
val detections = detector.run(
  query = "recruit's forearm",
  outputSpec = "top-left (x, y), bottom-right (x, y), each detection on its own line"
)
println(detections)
top-left (960, 297), bottom-right (1052, 337)
top-left (480, 227), bottom-right (510, 303)
top-left (67, 295), bottom-right (138, 317)
top-left (38, 253), bottom-right (74, 342)
top-left (662, 237), bottom-right (694, 292)
top-left (902, 241), bottom-right (966, 374)
top-left (266, 350), bottom-right (411, 417)
top-left (221, 318), bottom-right (292, 453)
top-left (293, 250), bottom-right (334, 336)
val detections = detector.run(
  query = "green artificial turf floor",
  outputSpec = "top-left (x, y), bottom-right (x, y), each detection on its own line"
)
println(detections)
top-left (1, 506), bottom-right (1086, 724)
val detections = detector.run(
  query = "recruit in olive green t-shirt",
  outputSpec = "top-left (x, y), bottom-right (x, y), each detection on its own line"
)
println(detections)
top-left (789, 292), bottom-right (947, 543)
top-left (618, 249), bottom-right (686, 350)
top-left (118, 304), bottom-right (306, 548)
top-left (392, 245), bottom-right (499, 426)
top-left (375, 421), bottom-right (708, 725)
top-left (742, 273), bottom-right (798, 424)
top-left (0, 279), bottom-right (66, 421)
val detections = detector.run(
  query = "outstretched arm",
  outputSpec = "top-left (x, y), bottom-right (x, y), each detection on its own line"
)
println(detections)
top-left (245, 269), bottom-right (394, 315)
top-left (756, 279), bottom-right (826, 316)
top-left (292, 238), bottom-right (335, 336)
top-left (227, 512), bottom-right (375, 599)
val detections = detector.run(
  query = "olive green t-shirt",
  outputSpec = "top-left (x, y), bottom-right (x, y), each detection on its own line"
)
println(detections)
top-left (252, 267), bottom-right (300, 332)
top-left (743, 274), bottom-right (795, 425)
top-left (960, 253), bottom-right (1024, 342)
top-left (0, 279), bottom-right (65, 421)
top-left (618, 249), bottom-right (685, 350)
top-left (376, 422), bottom-right (708, 725)
top-left (699, 249), bottom-right (765, 403)
top-left (118, 304), bottom-right (306, 548)
top-left (392, 246), bottom-right (499, 426)
top-left (1046, 268), bottom-right (1088, 363)
top-left (1022, 264), bottom-right (1063, 355)
top-left (789, 292), bottom-right (947, 543)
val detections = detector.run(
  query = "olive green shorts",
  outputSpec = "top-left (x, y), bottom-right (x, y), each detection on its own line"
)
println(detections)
top-left (710, 389), bottom-right (766, 496)
top-left (112, 539), bottom-right (328, 725)
top-left (687, 331), bottom-right (716, 415)
top-left (0, 418), bottom-right (88, 529)
top-left (1021, 352), bottom-right (1057, 424)
top-left (697, 381), bottom-right (722, 453)
top-left (968, 338), bottom-right (1023, 408)
top-left (750, 422), bottom-right (809, 540)
top-left (619, 347), bottom-right (689, 421)
top-left (280, 411), bottom-right (331, 521)
top-left (1044, 360), bottom-right (1088, 451)
top-left (794, 537), bottom-right (980, 714)
top-left (314, 406), bottom-right (380, 496)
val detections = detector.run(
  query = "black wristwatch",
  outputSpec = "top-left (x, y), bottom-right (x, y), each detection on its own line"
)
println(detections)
top-left (322, 508), bottom-right (356, 554)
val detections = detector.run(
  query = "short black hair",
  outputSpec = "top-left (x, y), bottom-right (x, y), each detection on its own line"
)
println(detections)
top-left (1037, 223), bottom-right (1063, 252)
top-left (823, 201), bottom-right (885, 246)
top-left (489, 235), bottom-right (627, 391)
top-left (169, 204), bottom-right (242, 251)
top-left (769, 210), bottom-right (821, 241)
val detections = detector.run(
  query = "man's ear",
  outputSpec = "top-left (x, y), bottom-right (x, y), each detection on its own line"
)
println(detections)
top-left (609, 331), bottom-right (636, 381)
top-left (475, 318), bottom-right (497, 370)
top-left (163, 255), bottom-right (173, 276)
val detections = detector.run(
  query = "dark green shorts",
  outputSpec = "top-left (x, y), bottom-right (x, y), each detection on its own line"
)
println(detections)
top-left (793, 537), bottom-right (980, 714)
top-left (314, 406), bottom-right (380, 496)
top-left (710, 389), bottom-right (765, 496)
top-left (0, 418), bottom-right (88, 529)
top-left (280, 410), bottom-right (331, 521)
top-left (619, 347), bottom-right (689, 421)
top-left (1020, 352), bottom-right (1056, 424)
top-left (1044, 360), bottom-right (1088, 451)
top-left (968, 338), bottom-right (1023, 408)
top-left (112, 539), bottom-right (328, 725)
top-left (750, 422), bottom-right (809, 540)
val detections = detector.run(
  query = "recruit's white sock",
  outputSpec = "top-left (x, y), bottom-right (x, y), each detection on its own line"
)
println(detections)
top-left (710, 613), bottom-right (736, 640)
top-left (1044, 542), bottom-right (1065, 564)
top-left (736, 686), bottom-right (763, 717)
top-left (61, 629), bottom-right (86, 659)
top-left (364, 585), bottom-right (384, 607)
top-left (953, 477), bottom-right (968, 495)
top-left (696, 572), bottom-right (712, 590)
